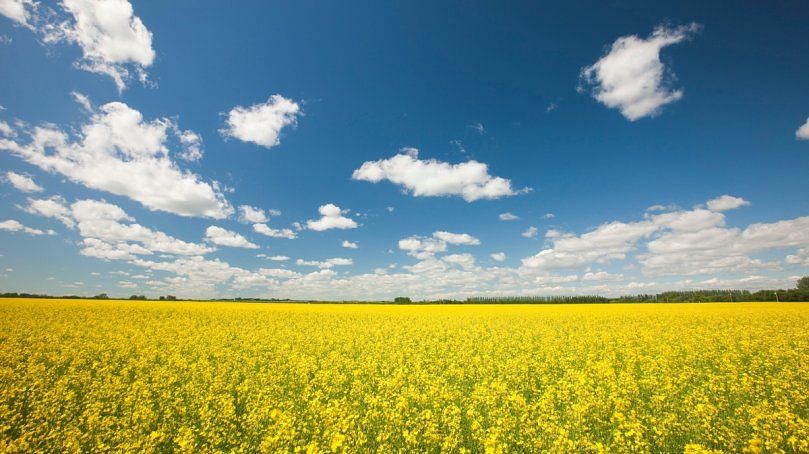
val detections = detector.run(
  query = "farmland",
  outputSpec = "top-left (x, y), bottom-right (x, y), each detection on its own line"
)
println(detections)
top-left (0, 299), bottom-right (807, 452)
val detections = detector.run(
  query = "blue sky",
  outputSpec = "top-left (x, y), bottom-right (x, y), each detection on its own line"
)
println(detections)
top-left (0, 1), bottom-right (807, 299)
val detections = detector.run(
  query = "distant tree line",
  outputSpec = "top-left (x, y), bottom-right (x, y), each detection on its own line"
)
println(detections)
top-left (465, 295), bottom-right (610, 304)
top-left (0, 292), bottom-right (183, 301)
top-left (0, 292), bottom-right (88, 299)
top-left (614, 289), bottom-right (809, 303)
top-left (212, 297), bottom-right (296, 302)
top-left (1, 277), bottom-right (808, 303)
top-left (406, 277), bottom-right (809, 304)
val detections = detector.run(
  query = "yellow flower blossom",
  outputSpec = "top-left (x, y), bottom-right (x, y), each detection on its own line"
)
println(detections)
top-left (0, 299), bottom-right (806, 452)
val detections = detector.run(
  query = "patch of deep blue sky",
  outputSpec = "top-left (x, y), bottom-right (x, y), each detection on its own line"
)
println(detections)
top-left (0, 1), bottom-right (807, 297)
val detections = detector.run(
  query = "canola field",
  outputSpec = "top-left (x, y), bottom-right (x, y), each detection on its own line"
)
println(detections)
top-left (0, 299), bottom-right (807, 453)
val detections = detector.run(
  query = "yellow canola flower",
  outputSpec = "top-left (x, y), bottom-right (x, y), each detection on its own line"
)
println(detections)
top-left (0, 299), bottom-right (806, 452)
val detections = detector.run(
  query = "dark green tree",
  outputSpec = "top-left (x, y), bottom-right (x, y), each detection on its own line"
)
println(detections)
top-left (798, 276), bottom-right (809, 291)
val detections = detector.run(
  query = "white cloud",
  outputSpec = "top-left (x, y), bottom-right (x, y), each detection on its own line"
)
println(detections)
top-left (398, 231), bottom-right (479, 260)
top-left (515, 195), bottom-right (807, 277)
top-left (352, 149), bottom-right (526, 202)
top-left (24, 196), bottom-right (212, 262)
top-left (176, 129), bottom-right (203, 162)
top-left (786, 248), bottom-right (809, 266)
top-left (740, 217), bottom-right (809, 249)
top-left (258, 268), bottom-right (301, 279)
top-left (469, 122), bottom-right (485, 134)
top-left (706, 195), bottom-right (750, 212)
top-left (796, 117), bottom-right (809, 140)
top-left (0, 120), bottom-right (14, 137)
top-left (0, 102), bottom-right (233, 218)
top-left (253, 223), bottom-right (296, 239)
top-left (543, 213), bottom-right (555, 219)
top-left (522, 220), bottom-right (659, 269)
top-left (15, 192), bottom-right (806, 300)
top-left (69, 199), bottom-right (213, 258)
top-left (522, 226), bottom-right (538, 238)
top-left (443, 253), bottom-right (476, 270)
top-left (129, 255), bottom-right (275, 293)
top-left (433, 231), bottom-right (480, 245)
top-left (449, 139), bottom-right (466, 154)
top-left (306, 203), bottom-right (358, 231)
top-left (0, 0), bottom-right (35, 27)
top-left (580, 23), bottom-right (700, 121)
top-left (398, 236), bottom-right (447, 259)
top-left (1, 1), bottom-right (153, 89)
top-left (0, 219), bottom-right (50, 235)
top-left (5, 171), bottom-right (43, 192)
top-left (43, 232), bottom-right (809, 301)
top-left (645, 203), bottom-right (677, 212)
top-left (499, 212), bottom-right (518, 221)
top-left (296, 258), bottom-right (353, 269)
top-left (81, 237), bottom-right (150, 260)
top-left (582, 271), bottom-right (624, 281)
top-left (399, 147), bottom-right (419, 157)
top-left (238, 205), bottom-right (268, 223)
top-left (221, 95), bottom-right (301, 148)
top-left (533, 274), bottom-right (579, 285)
top-left (644, 223), bottom-right (787, 275)
top-left (265, 255), bottom-right (290, 261)
top-left (523, 208), bottom-right (735, 274)
top-left (71, 91), bottom-right (93, 112)
top-left (118, 280), bottom-right (137, 289)
top-left (55, 0), bottom-right (155, 91)
top-left (649, 209), bottom-right (726, 232)
top-left (205, 226), bottom-right (258, 249)
top-left (23, 196), bottom-right (75, 228)
top-left (342, 240), bottom-right (358, 249)
top-left (641, 214), bottom-right (809, 277)
top-left (625, 281), bottom-right (657, 290)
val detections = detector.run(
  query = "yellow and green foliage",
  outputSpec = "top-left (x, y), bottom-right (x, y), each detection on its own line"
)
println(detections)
top-left (0, 299), bottom-right (807, 452)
